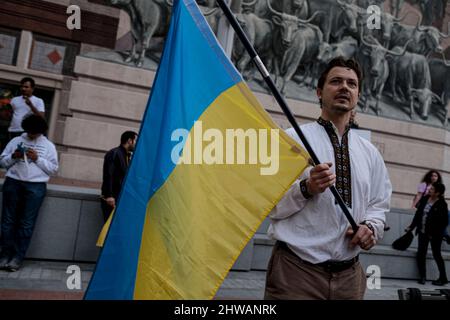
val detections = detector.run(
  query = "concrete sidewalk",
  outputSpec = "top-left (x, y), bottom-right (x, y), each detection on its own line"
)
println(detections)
top-left (0, 259), bottom-right (448, 300)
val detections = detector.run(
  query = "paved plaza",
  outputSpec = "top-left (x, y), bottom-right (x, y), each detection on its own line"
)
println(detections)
top-left (0, 259), bottom-right (448, 300)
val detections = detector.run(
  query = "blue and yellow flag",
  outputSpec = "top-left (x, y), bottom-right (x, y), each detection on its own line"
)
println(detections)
top-left (85, 0), bottom-right (309, 299)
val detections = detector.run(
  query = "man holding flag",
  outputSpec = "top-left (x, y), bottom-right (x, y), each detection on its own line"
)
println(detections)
top-left (85, 0), bottom-right (309, 300)
top-left (264, 58), bottom-right (392, 300)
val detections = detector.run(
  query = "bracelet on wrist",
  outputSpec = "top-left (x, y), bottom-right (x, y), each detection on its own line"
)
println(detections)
top-left (300, 179), bottom-right (313, 199)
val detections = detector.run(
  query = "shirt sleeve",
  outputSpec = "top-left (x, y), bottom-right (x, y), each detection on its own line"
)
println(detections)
top-left (0, 138), bottom-right (18, 169)
top-left (36, 98), bottom-right (45, 113)
top-left (269, 165), bottom-right (313, 220)
top-left (417, 182), bottom-right (427, 193)
top-left (10, 97), bottom-right (17, 108)
top-left (364, 148), bottom-right (392, 241)
top-left (101, 151), bottom-right (115, 198)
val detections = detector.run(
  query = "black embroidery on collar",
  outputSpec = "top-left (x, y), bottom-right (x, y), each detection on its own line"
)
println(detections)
top-left (316, 117), bottom-right (352, 208)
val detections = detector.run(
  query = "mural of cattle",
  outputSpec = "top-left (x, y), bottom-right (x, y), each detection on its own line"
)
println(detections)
top-left (232, 10), bottom-right (274, 79)
top-left (390, 0), bottom-right (405, 18)
top-left (358, 33), bottom-right (409, 115)
top-left (106, 0), bottom-right (450, 127)
top-left (428, 57), bottom-right (450, 125)
top-left (109, 0), bottom-right (221, 67)
top-left (292, 0), bottom-right (309, 19)
top-left (419, 0), bottom-right (446, 27)
top-left (317, 36), bottom-right (358, 64)
top-left (307, 0), bottom-right (359, 43)
top-left (108, 0), bottom-right (171, 67)
top-left (355, 0), bottom-right (384, 8)
top-left (373, 11), bottom-right (417, 48)
top-left (255, 0), bottom-right (309, 19)
top-left (314, 36), bottom-right (358, 88)
top-left (387, 51), bottom-right (437, 119)
top-left (389, 16), bottom-right (450, 56)
top-left (264, 1), bottom-right (325, 92)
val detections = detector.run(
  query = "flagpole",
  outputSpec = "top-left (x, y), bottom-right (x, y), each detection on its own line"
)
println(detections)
top-left (215, 0), bottom-right (359, 232)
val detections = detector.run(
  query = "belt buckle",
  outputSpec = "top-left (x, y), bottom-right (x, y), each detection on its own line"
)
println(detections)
top-left (323, 259), bottom-right (353, 273)
top-left (324, 262), bottom-right (335, 273)
top-left (319, 261), bottom-right (336, 273)
top-left (328, 261), bottom-right (342, 273)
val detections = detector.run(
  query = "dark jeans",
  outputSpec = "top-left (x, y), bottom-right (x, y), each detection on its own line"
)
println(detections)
top-left (0, 177), bottom-right (47, 261)
top-left (417, 232), bottom-right (448, 281)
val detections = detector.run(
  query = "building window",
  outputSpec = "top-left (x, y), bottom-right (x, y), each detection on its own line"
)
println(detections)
top-left (0, 27), bottom-right (20, 66)
top-left (29, 35), bottom-right (79, 75)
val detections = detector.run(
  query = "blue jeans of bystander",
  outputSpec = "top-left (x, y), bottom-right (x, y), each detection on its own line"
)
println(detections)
top-left (0, 177), bottom-right (47, 262)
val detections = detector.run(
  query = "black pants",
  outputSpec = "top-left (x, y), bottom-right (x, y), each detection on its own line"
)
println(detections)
top-left (417, 232), bottom-right (448, 281)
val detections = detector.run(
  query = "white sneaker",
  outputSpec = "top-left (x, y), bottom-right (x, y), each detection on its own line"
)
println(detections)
top-left (6, 257), bottom-right (22, 272)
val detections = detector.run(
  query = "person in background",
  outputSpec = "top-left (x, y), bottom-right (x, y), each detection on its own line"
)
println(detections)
top-left (8, 77), bottom-right (45, 141)
top-left (406, 182), bottom-right (448, 286)
top-left (411, 170), bottom-right (442, 209)
top-left (0, 114), bottom-right (58, 272)
top-left (100, 131), bottom-right (138, 221)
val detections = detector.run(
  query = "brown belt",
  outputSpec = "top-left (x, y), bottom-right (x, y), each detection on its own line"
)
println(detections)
top-left (279, 241), bottom-right (359, 273)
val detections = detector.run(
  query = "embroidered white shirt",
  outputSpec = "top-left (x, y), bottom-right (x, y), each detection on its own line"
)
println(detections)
top-left (268, 122), bottom-right (392, 264)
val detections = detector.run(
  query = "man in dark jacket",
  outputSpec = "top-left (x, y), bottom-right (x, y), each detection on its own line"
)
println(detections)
top-left (101, 131), bottom-right (137, 221)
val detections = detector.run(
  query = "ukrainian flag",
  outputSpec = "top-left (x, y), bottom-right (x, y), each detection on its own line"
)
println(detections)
top-left (85, 0), bottom-right (309, 299)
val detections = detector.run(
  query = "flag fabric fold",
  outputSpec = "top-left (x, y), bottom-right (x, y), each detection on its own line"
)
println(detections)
top-left (85, 0), bottom-right (309, 300)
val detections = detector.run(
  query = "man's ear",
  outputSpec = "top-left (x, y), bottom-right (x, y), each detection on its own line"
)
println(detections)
top-left (316, 88), bottom-right (323, 107)
top-left (316, 88), bottom-right (322, 99)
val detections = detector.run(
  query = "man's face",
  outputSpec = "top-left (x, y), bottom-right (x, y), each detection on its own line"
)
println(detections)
top-left (428, 186), bottom-right (436, 197)
top-left (20, 81), bottom-right (34, 97)
top-left (317, 67), bottom-right (359, 116)
top-left (128, 136), bottom-right (137, 152)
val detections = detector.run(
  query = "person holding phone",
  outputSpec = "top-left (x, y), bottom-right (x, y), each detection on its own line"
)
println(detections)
top-left (8, 77), bottom-right (45, 141)
top-left (0, 114), bottom-right (58, 272)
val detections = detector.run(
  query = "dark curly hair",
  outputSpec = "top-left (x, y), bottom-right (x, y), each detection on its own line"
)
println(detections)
top-left (21, 114), bottom-right (48, 134)
top-left (422, 170), bottom-right (442, 185)
top-left (120, 130), bottom-right (138, 145)
top-left (432, 182), bottom-right (445, 198)
top-left (20, 77), bottom-right (35, 88)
